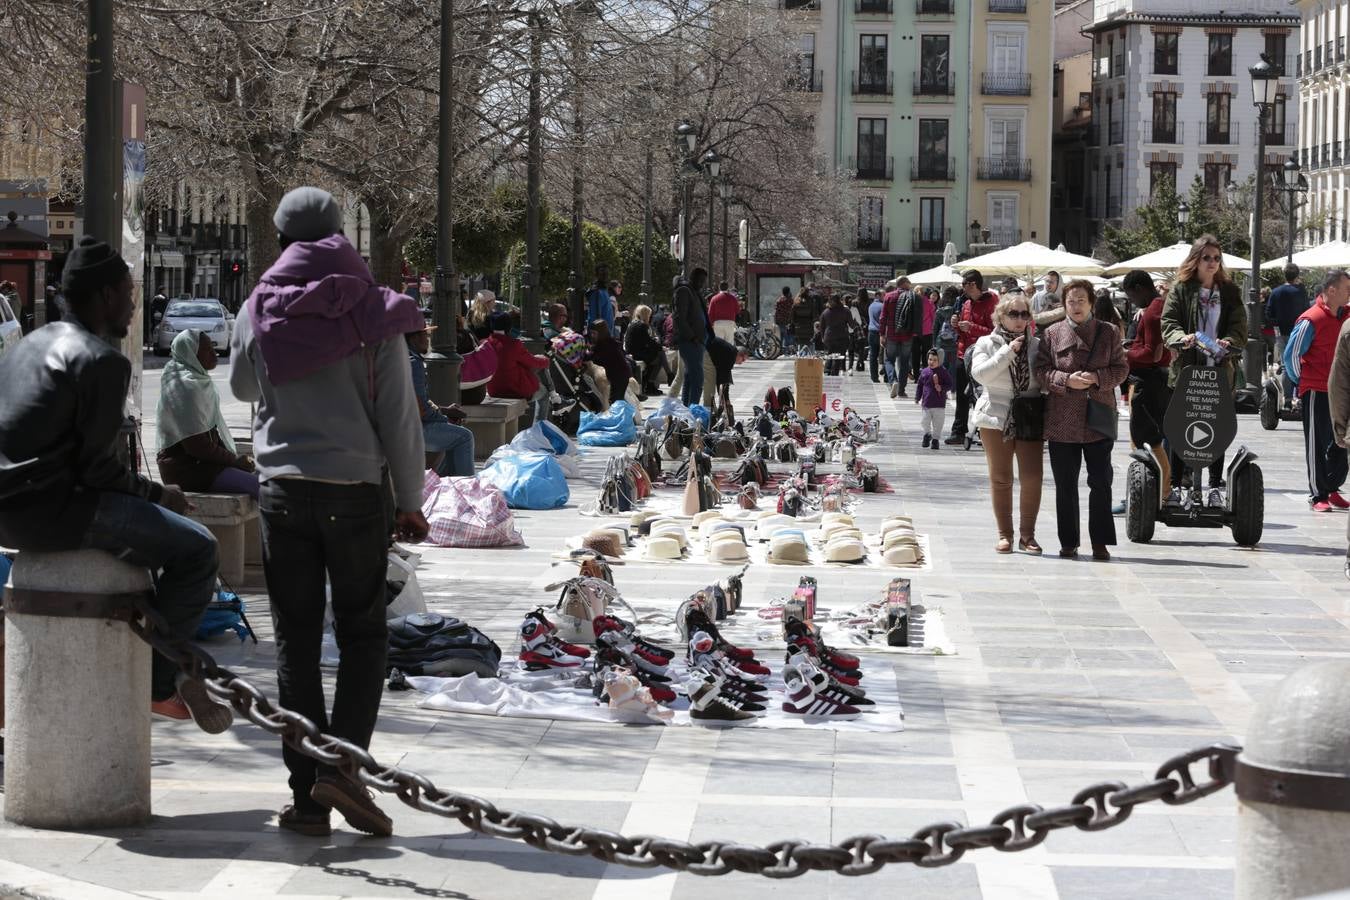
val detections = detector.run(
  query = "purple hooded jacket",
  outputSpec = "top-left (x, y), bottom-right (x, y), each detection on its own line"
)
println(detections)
top-left (246, 234), bottom-right (425, 386)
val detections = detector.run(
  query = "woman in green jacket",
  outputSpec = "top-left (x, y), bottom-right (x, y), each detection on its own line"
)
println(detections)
top-left (1159, 235), bottom-right (1248, 504)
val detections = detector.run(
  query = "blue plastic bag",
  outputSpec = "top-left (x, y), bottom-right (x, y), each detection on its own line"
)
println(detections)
top-left (479, 452), bottom-right (570, 509)
top-left (689, 404), bottom-right (711, 430)
top-left (577, 400), bottom-right (638, 447)
top-left (0, 553), bottom-right (11, 590)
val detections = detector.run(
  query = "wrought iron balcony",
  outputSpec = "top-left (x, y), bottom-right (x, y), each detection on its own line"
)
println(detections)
top-left (909, 156), bottom-right (956, 181)
top-left (789, 69), bottom-right (824, 92)
top-left (988, 0), bottom-right (1026, 12)
top-left (1201, 121), bottom-right (1239, 145)
top-left (1109, 121), bottom-right (1124, 144)
top-left (912, 227), bottom-right (951, 251)
top-left (854, 0), bottom-right (893, 13)
top-left (977, 157), bottom-right (1032, 181)
top-left (855, 228), bottom-right (890, 252)
top-left (915, 0), bottom-right (954, 13)
top-left (1145, 121), bottom-right (1183, 144)
top-left (988, 227), bottom-right (1022, 247)
top-left (849, 155), bottom-right (895, 181)
top-left (1262, 124), bottom-right (1295, 146)
top-left (913, 71), bottom-right (955, 96)
top-left (981, 73), bottom-right (1031, 95)
top-left (852, 70), bottom-right (894, 96)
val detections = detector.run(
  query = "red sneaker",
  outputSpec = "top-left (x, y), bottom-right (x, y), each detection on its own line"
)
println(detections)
top-left (1330, 492), bottom-right (1350, 510)
top-left (1313, 499), bottom-right (1335, 512)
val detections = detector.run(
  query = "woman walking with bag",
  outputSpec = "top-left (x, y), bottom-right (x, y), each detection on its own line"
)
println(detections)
top-left (1035, 280), bottom-right (1129, 561)
top-left (969, 290), bottom-right (1045, 554)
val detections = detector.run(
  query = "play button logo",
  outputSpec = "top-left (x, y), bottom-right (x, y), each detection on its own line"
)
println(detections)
top-left (1188, 421), bottom-right (1214, 449)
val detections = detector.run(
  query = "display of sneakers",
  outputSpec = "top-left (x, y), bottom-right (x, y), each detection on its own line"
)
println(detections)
top-left (594, 643), bottom-right (674, 692)
top-left (596, 630), bottom-right (673, 679)
top-left (785, 648), bottom-right (873, 706)
top-left (781, 665), bottom-right (861, 720)
top-left (687, 669), bottom-right (757, 722)
top-left (683, 606), bottom-right (759, 664)
top-left (525, 609), bottom-right (591, 659)
top-left (688, 632), bottom-right (767, 690)
top-left (784, 618), bottom-right (861, 672)
top-left (519, 615), bottom-right (588, 670)
top-left (591, 615), bottom-right (674, 663)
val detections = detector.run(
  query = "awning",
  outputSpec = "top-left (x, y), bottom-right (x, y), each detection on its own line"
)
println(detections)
top-left (155, 250), bottom-right (185, 268)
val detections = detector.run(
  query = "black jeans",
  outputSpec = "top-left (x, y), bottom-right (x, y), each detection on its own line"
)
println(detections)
top-left (81, 491), bottom-right (219, 700)
top-left (1128, 368), bottom-right (1171, 448)
top-left (867, 331), bottom-right (881, 381)
top-left (259, 479), bottom-right (389, 812)
top-left (951, 356), bottom-right (972, 436)
top-left (1048, 439), bottom-right (1117, 549)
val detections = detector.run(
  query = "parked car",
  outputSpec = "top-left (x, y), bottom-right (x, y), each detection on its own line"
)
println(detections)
top-left (0, 292), bottom-right (22, 360)
top-left (153, 298), bottom-right (232, 356)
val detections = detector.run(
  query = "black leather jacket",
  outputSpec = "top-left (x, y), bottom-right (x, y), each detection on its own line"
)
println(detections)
top-left (0, 321), bottom-right (162, 550)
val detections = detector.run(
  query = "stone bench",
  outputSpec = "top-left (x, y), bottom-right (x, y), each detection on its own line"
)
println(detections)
top-left (185, 493), bottom-right (260, 588)
top-left (461, 397), bottom-right (528, 460)
top-left (4, 549), bottom-right (153, 827)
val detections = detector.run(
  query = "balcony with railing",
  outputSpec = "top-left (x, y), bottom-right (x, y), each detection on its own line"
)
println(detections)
top-left (855, 228), bottom-right (890, 252)
top-left (909, 156), bottom-right (956, 181)
top-left (913, 70), bottom-right (955, 96)
top-left (1201, 121), bottom-right (1239, 145)
top-left (1283, 53), bottom-right (1296, 77)
top-left (780, 0), bottom-right (819, 10)
top-left (977, 157), bottom-right (1032, 181)
top-left (789, 69), bottom-right (824, 92)
top-left (1327, 41), bottom-right (1335, 66)
top-left (988, 0), bottom-right (1026, 12)
top-left (849, 155), bottom-right (895, 181)
top-left (1108, 120), bottom-right (1124, 144)
top-left (1335, 140), bottom-right (1344, 167)
top-left (1324, 141), bottom-right (1332, 168)
top-left (1340, 36), bottom-right (1346, 63)
top-left (852, 70), bottom-right (894, 96)
top-left (1317, 44), bottom-right (1325, 71)
top-left (1263, 123), bottom-right (1295, 146)
top-left (981, 72), bottom-right (1031, 95)
top-left (988, 227), bottom-right (1021, 248)
top-left (854, 0), bottom-right (893, 12)
top-left (1145, 121), bottom-right (1183, 144)
top-left (912, 227), bottom-right (951, 252)
top-left (915, 0), bottom-right (954, 13)
top-left (1312, 144), bottom-right (1322, 169)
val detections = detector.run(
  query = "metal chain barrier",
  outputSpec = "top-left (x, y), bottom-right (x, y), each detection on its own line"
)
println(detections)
top-left (128, 597), bottom-right (1241, 878)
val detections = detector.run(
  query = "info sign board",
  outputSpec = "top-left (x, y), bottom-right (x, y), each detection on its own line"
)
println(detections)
top-left (1162, 366), bottom-right (1237, 467)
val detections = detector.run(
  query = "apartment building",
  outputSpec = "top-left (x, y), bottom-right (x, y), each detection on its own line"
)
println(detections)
top-left (1084, 0), bottom-right (1299, 243)
top-left (786, 0), bottom-right (1050, 271)
top-left (1295, 0), bottom-right (1350, 241)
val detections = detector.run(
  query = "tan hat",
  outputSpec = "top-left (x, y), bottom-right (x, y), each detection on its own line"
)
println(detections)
top-left (707, 529), bottom-right (746, 548)
top-left (650, 523), bottom-right (689, 549)
top-left (880, 516), bottom-right (914, 532)
top-left (582, 531), bottom-right (625, 559)
top-left (692, 510), bottom-right (726, 530)
top-left (755, 514), bottom-right (795, 541)
top-left (630, 510), bottom-right (661, 528)
top-left (645, 535), bottom-right (684, 560)
top-left (884, 545), bottom-right (922, 566)
top-left (822, 512), bottom-right (855, 526)
top-left (824, 537), bottom-right (866, 563)
top-left (768, 533), bottom-right (810, 564)
top-left (709, 538), bottom-right (750, 564)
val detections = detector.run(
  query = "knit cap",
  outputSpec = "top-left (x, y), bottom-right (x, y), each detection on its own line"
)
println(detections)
top-left (273, 186), bottom-right (343, 242)
top-left (61, 236), bottom-right (128, 292)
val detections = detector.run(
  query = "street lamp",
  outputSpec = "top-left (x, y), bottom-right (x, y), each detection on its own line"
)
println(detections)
top-left (1244, 52), bottom-right (1281, 396)
top-left (1278, 158), bottom-right (1309, 267)
top-left (428, 0), bottom-right (462, 404)
top-left (674, 121), bottom-right (697, 273)
top-left (718, 178), bottom-right (732, 288)
top-left (968, 220), bottom-right (981, 248)
top-left (702, 149), bottom-right (720, 282)
top-left (1177, 200), bottom-right (1190, 243)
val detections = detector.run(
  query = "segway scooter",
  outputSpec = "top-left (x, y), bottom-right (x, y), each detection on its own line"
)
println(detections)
top-left (1258, 363), bottom-right (1302, 430)
top-left (1125, 365), bottom-right (1264, 547)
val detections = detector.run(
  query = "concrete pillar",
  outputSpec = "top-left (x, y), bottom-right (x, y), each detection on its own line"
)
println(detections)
top-left (1237, 660), bottom-right (1350, 899)
top-left (4, 550), bottom-right (153, 829)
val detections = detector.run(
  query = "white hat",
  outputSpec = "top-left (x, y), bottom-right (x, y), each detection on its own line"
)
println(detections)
top-left (825, 537), bottom-right (866, 563)
top-left (884, 545), bottom-right (922, 566)
top-left (645, 535), bottom-right (684, 560)
top-left (883, 531), bottom-right (919, 551)
top-left (880, 516), bottom-right (914, 532)
top-left (709, 538), bottom-right (750, 564)
top-left (819, 521), bottom-right (862, 542)
top-left (755, 514), bottom-right (795, 540)
top-left (651, 523), bottom-right (689, 549)
top-left (597, 525), bottom-right (631, 546)
top-left (822, 512), bottom-right (854, 526)
top-left (692, 510), bottom-right (726, 530)
top-left (630, 510), bottom-right (661, 528)
top-left (769, 533), bottom-right (810, 564)
top-left (708, 528), bottom-right (746, 547)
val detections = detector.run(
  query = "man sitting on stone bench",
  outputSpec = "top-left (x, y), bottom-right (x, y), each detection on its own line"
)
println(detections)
top-left (0, 237), bottom-right (232, 734)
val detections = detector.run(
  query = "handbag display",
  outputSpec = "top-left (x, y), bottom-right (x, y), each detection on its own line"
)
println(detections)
top-left (546, 577), bottom-right (636, 644)
top-left (1009, 394), bottom-right (1047, 441)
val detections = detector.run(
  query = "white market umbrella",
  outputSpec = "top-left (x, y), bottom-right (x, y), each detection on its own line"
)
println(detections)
top-left (1104, 242), bottom-right (1250, 277)
top-left (958, 241), bottom-right (1105, 280)
top-left (1260, 240), bottom-right (1350, 270)
top-left (905, 263), bottom-right (965, 287)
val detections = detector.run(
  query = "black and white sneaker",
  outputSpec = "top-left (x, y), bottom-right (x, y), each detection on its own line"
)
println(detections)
top-left (785, 649), bottom-right (873, 706)
top-left (781, 665), bottom-right (861, 720)
top-left (687, 670), bottom-right (756, 721)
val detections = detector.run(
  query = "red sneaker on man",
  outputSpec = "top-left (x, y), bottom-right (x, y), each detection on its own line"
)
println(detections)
top-left (1329, 492), bottom-right (1350, 509)
top-left (1313, 499), bottom-right (1335, 512)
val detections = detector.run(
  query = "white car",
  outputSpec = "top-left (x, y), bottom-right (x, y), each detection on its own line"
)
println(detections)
top-left (154, 298), bottom-right (232, 356)
top-left (0, 292), bottom-right (21, 361)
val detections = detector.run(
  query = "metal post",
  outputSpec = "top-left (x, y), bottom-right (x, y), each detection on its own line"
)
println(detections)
top-left (721, 193), bottom-right (729, 288)
top-left (427, 0), bottom-right (462, 404)
top-left (639, 143), bottom-right (653, 305)
top-left (1246, 112), bottom-right (1268, 393)
top-left (521, 12), bottom-right (543, 346)
top-left (83, 0), bottom-right (118, 245)
top-left (1287, 190), bottom-right (1297, 267)
top-left (681, 178), bottom-right (692, 275)
top-left (568, 107), bottom-right (584, 330)
top-left (706, 178), bottom-right (715, 285)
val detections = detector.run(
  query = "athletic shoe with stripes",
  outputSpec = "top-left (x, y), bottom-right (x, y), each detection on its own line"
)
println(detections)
top-left (520, 617), bottom-right (586, 670)
top-left (525, 609), bottom-right (591, 659)
top-left (592, 615), bottom-right (675, 661)
top-left (687, 670), bottom-right (756, 721)
top-left (784, 619), bottom-right (861, 670)
top-left (781, 666), bottom-right (861, 720)
top-left (785, 649), bottom-right (873, 706)
top-left (597, 631), bottom-right (672, 678)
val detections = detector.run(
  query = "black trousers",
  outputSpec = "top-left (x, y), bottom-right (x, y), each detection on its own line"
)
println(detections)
top-left (1128, 369), bottom-right (1171, 448)
top-left (867, 331), bottom-right (881, 381)
top-left (1048, 439), bottom-right (1117, 549)
top-left (1302, 389), bottom-right (1349, 501)
top-left (950, 356), bottom-right (972, 436)
top-left (259, 479), bottom-right (390, 812)
top-left (1169, 450), bottom-right (1225, 488)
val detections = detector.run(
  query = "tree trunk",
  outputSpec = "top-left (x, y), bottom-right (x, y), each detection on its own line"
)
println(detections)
top-left (245, 180), bottom-right (283, 293)
top-left (365, 202), bottom-right (403, 291)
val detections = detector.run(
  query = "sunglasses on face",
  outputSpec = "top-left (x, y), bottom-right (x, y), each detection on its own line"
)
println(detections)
top-left (1201, 254), bottom-right (1222, 263)
top-left (1004, 309), bottom-right (1031, 319)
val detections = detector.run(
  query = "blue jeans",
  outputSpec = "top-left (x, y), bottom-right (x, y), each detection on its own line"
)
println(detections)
top-left (424, 419), bottom-right (475, 477)
top-left (884, 339), bottom-right (913, 392)
top-left (258, 478), bottom-right (389, 812)
top-left (80, 491), bottom-right (219, 700)
top-left (778, 324), bottom-right (794, 351)
top-left (678, 340), bottom-right (705, 408)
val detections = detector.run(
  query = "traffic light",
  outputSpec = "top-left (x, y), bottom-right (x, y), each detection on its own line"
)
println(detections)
top-left (228, 261), bottom-right (243, 280)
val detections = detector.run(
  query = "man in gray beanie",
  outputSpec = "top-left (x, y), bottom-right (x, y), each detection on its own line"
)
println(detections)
top-left (230, 187), bottom-right (427, 838)
top-left (0, 236), bottom-right (232, 734)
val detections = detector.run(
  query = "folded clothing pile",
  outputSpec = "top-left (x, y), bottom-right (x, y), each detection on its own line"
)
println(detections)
top-left (387, 612), bottom-right (502, 678)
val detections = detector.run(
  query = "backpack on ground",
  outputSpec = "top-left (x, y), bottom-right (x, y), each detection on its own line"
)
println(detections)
top-left (195, 584), bottom-right (258, 643)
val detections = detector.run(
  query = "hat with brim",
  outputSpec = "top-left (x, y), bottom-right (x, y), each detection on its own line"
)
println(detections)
top-left (883, 530), bottom-right (919, 549)
top-left (755, 514), bottom-right (795, 541)
top-left (596, 524), bottom-right (632, 547)
top-left (825, 538), bottom-right (866, 563)
top-left (630, 510), bottom-right (662, 529)
top-left (692, 510), bottom-right (726, 530)
top-left (884, 545), bottom-right (922, 566)
top-left (822, 512), bottom-right (855, 526)
top-left (582, 530), bottom-right (625, 558)
top-left (709, 540), bottom-right (750, 564)
top-left (645, 535), bottom-right (684, 561)
top-left (707, 529), bottom-right (747, 549)
top-left (639, 516), bottom-right (676, 536)
top-left (650, 523), bottom-right (688, 549)
top-left (880, 516), bottom-right (914, 532)
top-left (768, 534), bottom-right (811, 564)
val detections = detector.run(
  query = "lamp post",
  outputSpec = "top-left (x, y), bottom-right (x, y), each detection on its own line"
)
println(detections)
top-left (718, 179), bottom-right (732, 288)
top-left (1177, 200), bottom-right (1190, 243)
top-left (428, 0), bottom-right (462, 404)
top-left (1245, 53), bottom-right (1281, 395)
top-left (639, 141), bottom-right (653, 305)
top-left (968, 220), bottom-right (981, 250)
top-left (521, 10), bottom-right (543, 347)
top-left (675, 121), bottom-right (697, 274)
top-left (1279, 158), bottom-right (1309, 267)
top-left (703, 149), bottom-right (720, 281)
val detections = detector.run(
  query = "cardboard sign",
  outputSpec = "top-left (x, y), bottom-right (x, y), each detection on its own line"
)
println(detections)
top-left (822, 374), bottom-right (845, 416)
top-left (794, 356), bottom-right (823, 417)
top-left (1163, 365), bottom-right (1237, 467)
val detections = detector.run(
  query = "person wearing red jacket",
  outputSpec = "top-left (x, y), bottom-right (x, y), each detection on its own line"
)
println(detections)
top-left (706, 281), bottom-right (740, 343)
top-left (945, 269), bottom-right (998, 444)
top-left (1122, 269), bottom-right (1172, 493)
top-left (1285, 269), bottom-right (1350, 511)
top-left (486, 312), bottom-right (549, 420)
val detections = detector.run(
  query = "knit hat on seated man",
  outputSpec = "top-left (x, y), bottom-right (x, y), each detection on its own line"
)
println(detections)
top-left (274, 186), bottom-right (343, 242)
top-left (61, 236), bottom-right (129, 294)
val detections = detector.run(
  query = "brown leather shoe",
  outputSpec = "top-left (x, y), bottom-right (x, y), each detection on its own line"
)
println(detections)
top-left (1092, 544), bottom-right (1111, 561)
top-left (312, 775), bottom-right (393, 837)
top-left (1058, 547), bottom-right (1078, 559)
top-left (278, 803), bottom-right (332, 837)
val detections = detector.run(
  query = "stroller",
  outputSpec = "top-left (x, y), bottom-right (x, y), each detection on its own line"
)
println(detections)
top-left (544, 333), bottom-right (606, 435)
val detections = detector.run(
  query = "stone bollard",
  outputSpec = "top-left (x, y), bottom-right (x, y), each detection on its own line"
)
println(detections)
top-left (4, 549), bottom-right (153, 828)
top-left (1236, 660), bottom-right (1350, 899)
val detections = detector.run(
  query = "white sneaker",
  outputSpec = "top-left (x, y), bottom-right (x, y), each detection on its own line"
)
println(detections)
top-left (888, 382), bottom-right (899, 399)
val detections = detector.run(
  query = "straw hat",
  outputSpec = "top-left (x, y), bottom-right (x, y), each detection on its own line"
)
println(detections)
top-left (630, 510), bottom-right (662, 529)
top-left (768, 532), bottom-right (810, 564)
top-left (824, 537), bottom-right (866, 563)
top-left (650, 523), bottom-right (689, 549)
top-left (822, 512), bottom-right (854, 526)
top-left (692, 510), bottom-right (726, 530)
top-left (709, 537), bottom-right (750, 564)
top-left (645, 535), bottom-right (684, 561)
top-left (884, 545), bottom-right (922, 566)
top-left (755, 514), bottom-right (795, 540)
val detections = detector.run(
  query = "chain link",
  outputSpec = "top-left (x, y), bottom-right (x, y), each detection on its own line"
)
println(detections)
top-left (126, 597), bottom-right (1240, 877)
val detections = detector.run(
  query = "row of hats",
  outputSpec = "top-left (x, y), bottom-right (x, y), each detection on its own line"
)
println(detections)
top-left (764, 513), bottom-right (864, 564)
top-left (879, 517), bottom-right (923, 566)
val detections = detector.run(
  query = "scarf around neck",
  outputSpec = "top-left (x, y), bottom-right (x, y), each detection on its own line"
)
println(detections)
top-left (997, 325), bottom-right (1031, 441)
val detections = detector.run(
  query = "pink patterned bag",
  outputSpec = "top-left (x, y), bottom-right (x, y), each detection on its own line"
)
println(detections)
top-left (420, 471), bottom-right (525, 548)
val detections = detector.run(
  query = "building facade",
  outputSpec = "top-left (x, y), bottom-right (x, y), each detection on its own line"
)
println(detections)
top-left (1085, 0), bottom-right (1299, 244)
top-left (787, 0), bottom-right (1050, 274)
top-left (1295, 0), bottom-right (1350, 242)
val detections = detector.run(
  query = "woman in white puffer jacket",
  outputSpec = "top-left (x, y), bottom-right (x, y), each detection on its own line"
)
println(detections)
top-left (968, 290), bottom-right (1046, 555)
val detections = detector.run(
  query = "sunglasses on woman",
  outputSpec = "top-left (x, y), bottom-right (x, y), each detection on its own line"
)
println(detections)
top-left (1201, 254), bottom-right (1222, 263)
top-left (1004, 309), bottom-right (1031, 319)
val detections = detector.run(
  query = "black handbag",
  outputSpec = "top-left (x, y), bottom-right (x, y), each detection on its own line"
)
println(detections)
top-left (1085, 324), bottom-right (1119, 442)
top-left (1009, 395), bottom-right (1047, 441)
